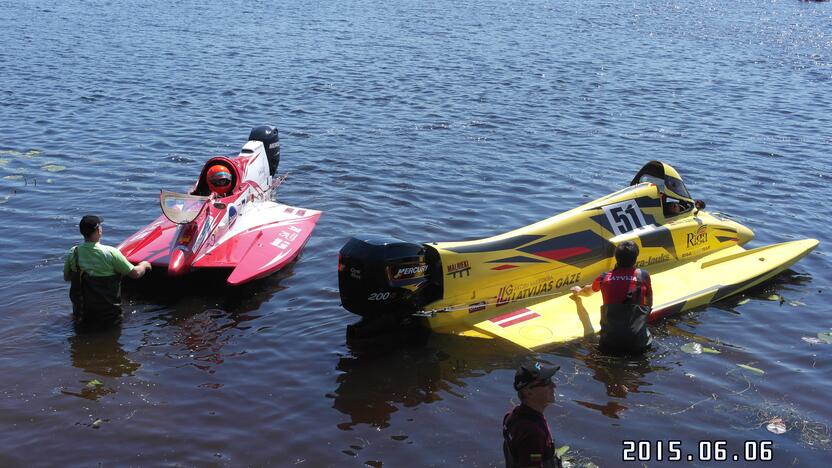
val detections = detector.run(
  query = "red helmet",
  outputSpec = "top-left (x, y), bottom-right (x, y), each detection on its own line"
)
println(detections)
top-left (207, 164), bottom-right (233, 195)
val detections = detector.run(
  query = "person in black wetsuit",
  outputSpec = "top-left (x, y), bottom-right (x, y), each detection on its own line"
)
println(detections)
top-left (503, 362), bottom-right (563, 468)
top-left (571, 241), bottom-right (653, 354)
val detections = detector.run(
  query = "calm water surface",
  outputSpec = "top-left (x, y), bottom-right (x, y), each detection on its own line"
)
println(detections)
top-left (1, 0), bottom-right (830, 466)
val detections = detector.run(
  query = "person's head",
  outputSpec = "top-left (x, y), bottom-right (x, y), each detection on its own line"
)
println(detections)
top-left (514, 361), bottom-right (559, 409)
top-left (79, 215), bottom-right (102, 241)
top-left (206, 164), bottom-right (233, 195)
top-left (614, 241), bottom-right (639, 268)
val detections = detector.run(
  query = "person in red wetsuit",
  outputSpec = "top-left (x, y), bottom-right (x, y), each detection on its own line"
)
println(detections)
top-left (571, 241), bottom-right (653, 354)
top-left (503, 362), bottom-right (563, 468)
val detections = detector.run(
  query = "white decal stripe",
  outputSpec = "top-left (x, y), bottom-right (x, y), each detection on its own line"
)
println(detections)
top-left (493, 310), bottom-right (537, 326)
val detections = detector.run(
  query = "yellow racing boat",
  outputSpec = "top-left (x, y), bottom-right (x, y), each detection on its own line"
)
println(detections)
top-left (338, 161), bottom-right (818, 350)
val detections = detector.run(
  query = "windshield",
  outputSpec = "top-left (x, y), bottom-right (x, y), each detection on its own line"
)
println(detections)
top-left (665, 175), bottom-right (691, 200)
top-left (638, 174), bottom-right (665, 191)
top-left (160, 190), bottom-right (210, 224)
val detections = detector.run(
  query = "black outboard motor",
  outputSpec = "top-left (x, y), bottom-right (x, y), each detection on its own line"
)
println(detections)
top-left (338, 235), bottom-right (442, 323)
top-left (248, 126), bottom-right (280, 175)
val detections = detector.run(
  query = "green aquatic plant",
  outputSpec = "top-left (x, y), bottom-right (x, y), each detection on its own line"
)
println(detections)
top-left (736, 364), bottom-right (765, 375)
top-left (41, 164), bottom-right (66, 172)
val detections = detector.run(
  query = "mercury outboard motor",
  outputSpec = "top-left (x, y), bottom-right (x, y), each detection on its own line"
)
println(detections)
top-left (338, 235), bottom-right (442, 322)
top-left (249, 126), bottom-right (280, 175)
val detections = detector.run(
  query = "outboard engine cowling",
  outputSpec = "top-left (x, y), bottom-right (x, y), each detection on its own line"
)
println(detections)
top-left (248, 126), bottom-right (280, 175)
top-left (338, 235), bottom-right (442, 320)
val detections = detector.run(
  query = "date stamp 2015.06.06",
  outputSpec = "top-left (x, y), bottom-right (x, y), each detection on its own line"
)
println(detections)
top-left (622, 440), bottom-right (773, 463)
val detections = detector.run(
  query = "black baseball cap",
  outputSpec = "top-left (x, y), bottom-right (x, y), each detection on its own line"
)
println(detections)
top-left (79, 215), bottom-right (102, 237)
top-left (514, 361), bottom-right (560, 390)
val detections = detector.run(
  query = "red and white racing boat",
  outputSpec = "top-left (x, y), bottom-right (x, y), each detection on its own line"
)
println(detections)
top-left (118, 126), bottom-right (321, 285)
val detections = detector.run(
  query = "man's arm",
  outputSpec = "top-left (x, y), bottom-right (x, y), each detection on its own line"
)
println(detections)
top-left (127, 261), bottom-right (152, 279)
top-left (570, 284), bottom-right (595, 297)
top-left (642, 271), bottom-right (653, 307)
top-left (107, 246), bottom-right (150, 279)
top-left (571, 275), bottom-right (601, 298)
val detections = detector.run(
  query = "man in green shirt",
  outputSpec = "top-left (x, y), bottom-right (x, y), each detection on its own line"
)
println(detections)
top-left (64, 215), bottom-right (151, 329)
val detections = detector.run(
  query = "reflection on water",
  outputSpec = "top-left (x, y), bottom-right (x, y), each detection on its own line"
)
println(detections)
top-left (333, 333), bottom-right (534, 430)
top-left (127, 268), bottom-right (292, 375)
top-left (161, 308), bottom-right (260, 375)
top-left (332, 343), bottom-right (446, 430)
top-left (574, 349), bottom-right (663, 419)
top-left (63, 327), bottom-right (139, 400)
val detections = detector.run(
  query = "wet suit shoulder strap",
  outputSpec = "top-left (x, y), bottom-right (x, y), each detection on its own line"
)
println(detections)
top-left (624, 269), bottom-right (646, 304)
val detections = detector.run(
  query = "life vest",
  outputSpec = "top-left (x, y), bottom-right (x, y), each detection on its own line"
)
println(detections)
top-left (69, 247), bottom-right (124, 329)
top-left (599, 268), bottom-right (652, 354)
top-left (502, 407), bottom-right (562, 468)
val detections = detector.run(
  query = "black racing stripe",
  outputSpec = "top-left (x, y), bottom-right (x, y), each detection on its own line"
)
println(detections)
top-left (651, 301), bottom-right (686, 321)
top-left (443, 234), bottom-right (544, 253)
top-left (486, 256), bottom-right (547, 264)
top-left (634, 195), bottom-right (662, 209)
top-left (712, 265), bottom-right (780, 301)
top-left (640, 225), bottom-right (678, 259)
top-left (518, 230), bottom-right (613, 269)
top-left (590, 213), bottom-right (613, 234)
top-left (715, 236), bottom-right (738, 242)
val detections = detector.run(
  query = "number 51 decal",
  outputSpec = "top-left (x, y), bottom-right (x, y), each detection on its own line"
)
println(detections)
top-left (602, 200), bottom-right (650, 236)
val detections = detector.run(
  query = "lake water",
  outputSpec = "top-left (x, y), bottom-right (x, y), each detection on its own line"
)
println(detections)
top-left (1, 0), bottom-right (830, 466)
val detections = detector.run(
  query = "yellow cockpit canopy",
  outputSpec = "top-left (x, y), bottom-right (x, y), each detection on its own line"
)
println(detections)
top-left (630, 161), bottom-right (694, 204)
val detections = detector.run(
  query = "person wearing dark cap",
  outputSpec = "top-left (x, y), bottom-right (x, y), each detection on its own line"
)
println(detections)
top-left (63, 215), bottom-right (151, 329)
top-left (502, 362), bottom-right (563, 468)
top-left (570, 240), bottom-right (652, 354)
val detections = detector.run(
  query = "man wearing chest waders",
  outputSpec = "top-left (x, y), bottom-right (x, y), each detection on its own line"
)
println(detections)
top-left (503, 362), bottom-right (564, 468)
top-left (63, 215), bottom-right (151, 330)
top-left (571, 241), bottom-right (653, 354)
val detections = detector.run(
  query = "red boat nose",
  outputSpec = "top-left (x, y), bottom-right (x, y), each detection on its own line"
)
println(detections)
top-left (168, 247), bottom-right (190, 276)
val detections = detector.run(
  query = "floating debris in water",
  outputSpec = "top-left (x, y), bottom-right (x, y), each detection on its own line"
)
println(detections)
top-left (681, 342), bottom-right (702, 354)
top-left (789, 300), bottom-right (806, 307)
top-left (702, 347), bottom-right (721, 354)
top-left (817, 332), bottom-right (832, 344)
top-left (737, 364), bottom-right (765, 375)
top-left (556, 445), bottom-right (570, 457)
top-left (684, 372), bottom-right (696, 378)
top-left (86, 379), bottom-right (103, 388)
top-left (738, 298), bottom-right (750, 305)
top-left (767, 294), bottom-right (781, 301)
top-left (0, 149), bottom-right (41, 158)
top-left (766, 417), bottom-right (787, 434)
top-left (802, 337), bottom-right (823, 344)
top-left (3, 175), bottom-right (23, 181)
top-left (41, 164), bottom-right (65, 172)
top-left (92, 418), bottom-right (103, 429)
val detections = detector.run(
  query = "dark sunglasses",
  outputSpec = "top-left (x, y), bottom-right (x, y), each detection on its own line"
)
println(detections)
top-left (529, 378), bottom-right (555, 389)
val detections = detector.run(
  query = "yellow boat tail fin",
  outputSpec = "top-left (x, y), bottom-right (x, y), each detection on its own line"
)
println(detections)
top-left (472, 294), bottom-right (603, 350)
top-left (700, 238), bottom-right (818, 269)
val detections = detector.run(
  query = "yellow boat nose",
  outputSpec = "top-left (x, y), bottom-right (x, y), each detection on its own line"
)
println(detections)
top-left (736, 224), bottom-right (754, 245)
